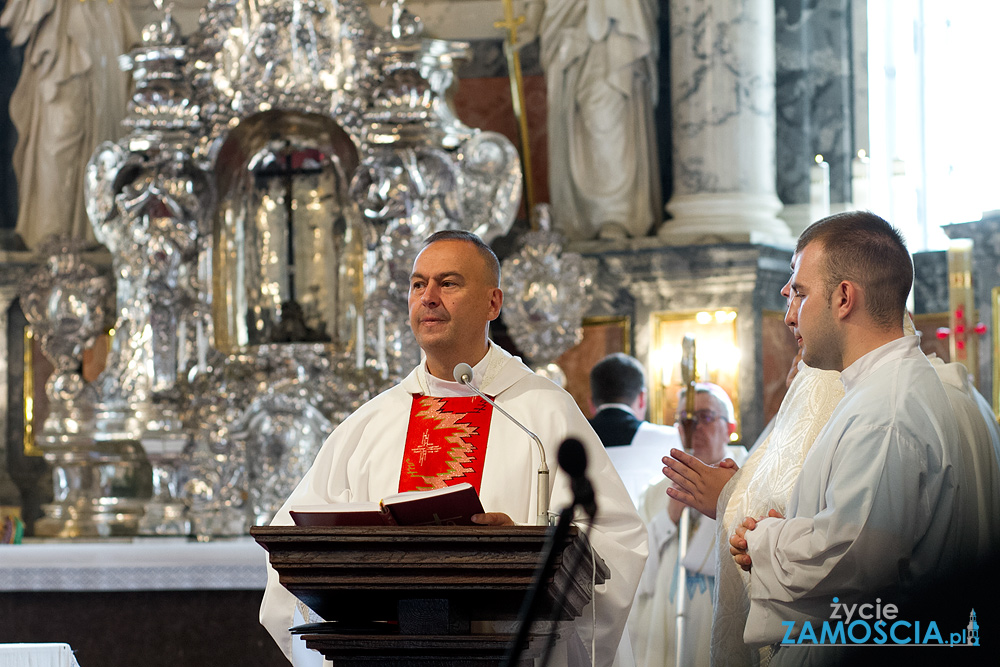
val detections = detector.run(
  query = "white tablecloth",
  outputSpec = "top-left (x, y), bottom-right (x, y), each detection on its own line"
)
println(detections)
top-left (0, 538), bottom-right (268, 592)
top-left (0, 644), bottom-right (81, 667)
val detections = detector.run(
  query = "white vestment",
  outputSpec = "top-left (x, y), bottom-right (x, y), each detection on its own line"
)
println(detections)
top-left (539, 0), bottom-right (660, 240)
top-left (628, 445), bottom-right (748, 667)
top-left (0, 0), bottom-right (136, 249)
top-left (710, 364), bottom-right (843, 667)
top-left (260, 344), bottom-right (648, 667)
top-left (928, 356), bottom-right (1000, 563)
top-left (605, 420), bottom-right (683, 508)
top-left (743, 337), bottom-right (978, 665)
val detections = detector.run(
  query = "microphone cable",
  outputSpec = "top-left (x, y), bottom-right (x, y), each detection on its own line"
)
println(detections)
top-left (537, 437), bottom-right (600, 667)
top-left (537, 513), bottom-right (598, 667)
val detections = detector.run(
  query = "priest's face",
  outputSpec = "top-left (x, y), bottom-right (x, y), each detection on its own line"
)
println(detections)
top-left (408, 239), bottom-right (503, 378)
top-left (781, 242), bottom-right (842, 371)
top-left (676, 392), bottom-right (731, 464)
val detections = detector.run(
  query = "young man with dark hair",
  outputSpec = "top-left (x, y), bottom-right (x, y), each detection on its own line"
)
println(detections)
top-left (730, 211), bottom-right (984, 665)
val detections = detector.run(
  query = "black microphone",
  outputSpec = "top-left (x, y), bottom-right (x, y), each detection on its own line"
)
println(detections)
top-left (557, 438), bottom-right (597, 519)
top-left (453, 362), bottom-right (550, 525)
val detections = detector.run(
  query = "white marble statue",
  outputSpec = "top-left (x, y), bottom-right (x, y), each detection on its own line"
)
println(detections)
top-left (539, 0), bottom-right (661, 240)
top-left (0, 0), bottom-right (137, 249)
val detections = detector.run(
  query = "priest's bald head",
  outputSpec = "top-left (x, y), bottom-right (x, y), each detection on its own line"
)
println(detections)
top-left (781, 211), bottom-right (913, 372)
top-left (407, 230), bottom-right (503, 380)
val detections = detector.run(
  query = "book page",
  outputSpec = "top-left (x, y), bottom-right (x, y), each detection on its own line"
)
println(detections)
top-left (290, 502), bottom-right (381, 513)
top-left (381, 482), bottom-right (476, 505)
top-left (289, 501), bottom-right (394, 527)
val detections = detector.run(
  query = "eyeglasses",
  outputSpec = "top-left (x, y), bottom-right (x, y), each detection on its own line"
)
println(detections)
top-left (675, 410), bottom-right (723, 427)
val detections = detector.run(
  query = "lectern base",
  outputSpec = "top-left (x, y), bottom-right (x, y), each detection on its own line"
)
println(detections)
top-left (252, 526), bottom-right (605, 667)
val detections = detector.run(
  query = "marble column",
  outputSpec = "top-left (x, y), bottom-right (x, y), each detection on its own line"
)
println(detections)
top-left (775, 0), bottom-right (856, 236)
top-left (660, 0), bottom-right (790, 243)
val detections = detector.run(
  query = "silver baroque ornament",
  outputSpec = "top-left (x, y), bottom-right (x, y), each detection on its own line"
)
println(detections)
top-left (19, 236), bottom-right (153, 538)
top-left (349, 7), bottom-right (522, 380)
top-left (19, 237), bottom-right (110, 439)
top-left (182, 344), bottom-right (389, 534)
top-left (84, 6), bottom-right (215, 535)
top-left (501, 205), bottom-right (594, 370)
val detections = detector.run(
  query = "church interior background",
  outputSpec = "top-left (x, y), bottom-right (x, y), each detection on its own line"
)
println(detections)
top-left (0, 0), bottom-right (998, 665)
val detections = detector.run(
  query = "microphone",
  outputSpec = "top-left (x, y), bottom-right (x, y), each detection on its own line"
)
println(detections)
top-left (557, 438), bottom-right (597, 519)
top-left (453, 363), bottom-right (550, 525)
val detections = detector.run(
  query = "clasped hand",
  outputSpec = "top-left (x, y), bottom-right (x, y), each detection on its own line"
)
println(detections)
top-left (662, 448), bottom-right (739, 519)
top-left (729, 509), bottom-right (784, 572)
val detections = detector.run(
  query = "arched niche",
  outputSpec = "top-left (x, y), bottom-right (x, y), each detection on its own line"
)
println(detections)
top-left (212, 110), bottom-right (365, 356)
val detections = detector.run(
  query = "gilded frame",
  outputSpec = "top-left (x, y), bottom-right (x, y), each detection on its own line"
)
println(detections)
top-left (555, 316), bottom-right (631, 420)
top-left (649, 308), bottom-right (740, 438)
top-left (22, 326), bottom-right (41, 456)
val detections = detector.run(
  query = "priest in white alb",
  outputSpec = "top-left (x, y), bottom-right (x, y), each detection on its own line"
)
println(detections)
top-left (260, 230), bottom-right (648, 667)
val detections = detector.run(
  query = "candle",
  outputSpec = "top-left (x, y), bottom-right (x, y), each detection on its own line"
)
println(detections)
top-left (377, 315), bottom-right (387, 374)
top-left (809, 154), bottom-right (831, 222)
top-left (177, 319), bottom-right (188, 371)
top-left (196, 318), bottom-right (208, 372)
top-left (852, 149), bottom-right (871, 210)
top-left (355, 314), bottom-right (365, 369)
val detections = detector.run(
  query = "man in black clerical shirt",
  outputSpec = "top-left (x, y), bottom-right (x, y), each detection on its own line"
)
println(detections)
top-left (588, 353), bottom-right (681, 505)
top-left (589, 353), bottom-right (649, 446)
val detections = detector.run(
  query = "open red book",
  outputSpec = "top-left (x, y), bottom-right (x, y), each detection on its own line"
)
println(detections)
top-left (289, 483), bottom-right (485, 527)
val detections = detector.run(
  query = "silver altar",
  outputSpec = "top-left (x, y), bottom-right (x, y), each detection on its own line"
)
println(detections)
top-left (11, 0), bottom-right (530, 537)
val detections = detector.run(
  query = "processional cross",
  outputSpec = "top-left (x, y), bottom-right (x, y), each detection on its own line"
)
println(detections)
top-left (494, 0), bottom-right (536, 218)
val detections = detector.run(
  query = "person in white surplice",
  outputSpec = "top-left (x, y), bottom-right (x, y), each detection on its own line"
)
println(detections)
top-left (725, 212), bottom-right (984, 666)
top-left (927, 355), bottom-right (1000, 565)
top-left (259, 230), bottom-right (648, 667)
top-left (0, 0), bottom-right (136, 249)
top-left (663, 322), bottom-right (1000, 666)
top-left (710, 360), bottom-right (841, 667)
top-left (628, 383), bottom-right (747, 667)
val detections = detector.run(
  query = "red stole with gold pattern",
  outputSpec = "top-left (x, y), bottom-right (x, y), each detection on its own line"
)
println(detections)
top-left (398, 394), bottom-right (494, 493)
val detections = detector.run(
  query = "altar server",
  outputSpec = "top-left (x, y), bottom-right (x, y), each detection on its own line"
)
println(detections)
top-left (630, 383), bottom-right (747, 667)
top-left (730, 212), bottom-right (983, 666)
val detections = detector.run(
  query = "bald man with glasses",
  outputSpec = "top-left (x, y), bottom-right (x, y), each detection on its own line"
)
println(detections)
top-left (628, 383), bottom-right (747, 667)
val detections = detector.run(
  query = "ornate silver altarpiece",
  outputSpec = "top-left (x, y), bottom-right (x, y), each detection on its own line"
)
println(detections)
top-left (15, 0), bottom-right (533, 539)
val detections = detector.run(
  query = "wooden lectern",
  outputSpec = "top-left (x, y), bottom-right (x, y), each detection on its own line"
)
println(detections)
top-left (251, 525), bottom-right (609, 666)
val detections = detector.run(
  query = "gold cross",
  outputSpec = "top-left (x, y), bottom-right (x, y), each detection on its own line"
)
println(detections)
top-left (493, 0), bottom-right (535, 218)
top-left (414, 431), bottom-right (441, 466)
top-left (493, 1), bottom-right (526, 44)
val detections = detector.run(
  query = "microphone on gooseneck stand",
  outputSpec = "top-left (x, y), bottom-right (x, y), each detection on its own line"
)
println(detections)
top-left (503, 438), bottom-right (599, 667)
top-left (453, 363), bottom-right (549, 526)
